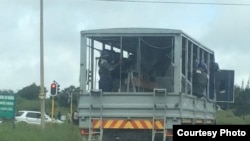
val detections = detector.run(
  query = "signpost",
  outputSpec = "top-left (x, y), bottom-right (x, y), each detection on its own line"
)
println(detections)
top-left (0, 94), bottom-right (16, 128)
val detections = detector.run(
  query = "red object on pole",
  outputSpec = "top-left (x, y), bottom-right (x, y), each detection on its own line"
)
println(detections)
top-left (50, 83), bottom-right (57, 95)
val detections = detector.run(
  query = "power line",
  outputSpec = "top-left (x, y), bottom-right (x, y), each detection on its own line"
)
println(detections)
top-left (96, 0), bottom-right (250, 6)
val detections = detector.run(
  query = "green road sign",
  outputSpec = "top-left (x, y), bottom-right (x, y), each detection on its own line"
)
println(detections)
top-left (0, 94), bottom-right (16, 119)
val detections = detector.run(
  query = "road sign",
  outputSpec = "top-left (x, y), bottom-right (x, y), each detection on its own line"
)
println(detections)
top-left (0, 94), bottom-right (16, 119)
top-left (215, 70), bottom-right (235, 102)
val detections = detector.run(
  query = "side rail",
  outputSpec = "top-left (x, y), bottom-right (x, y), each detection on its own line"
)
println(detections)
top-left (78, 89), bottom-right (216, 129)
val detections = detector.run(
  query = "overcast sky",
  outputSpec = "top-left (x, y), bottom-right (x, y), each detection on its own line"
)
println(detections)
top-left (1, 0), bottom-right (250, 92)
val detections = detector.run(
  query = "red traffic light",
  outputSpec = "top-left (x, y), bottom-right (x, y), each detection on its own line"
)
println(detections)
top-left (51, 83), bottom-right (56, 88)
top-left (51, 83), bottom-right (57, 95)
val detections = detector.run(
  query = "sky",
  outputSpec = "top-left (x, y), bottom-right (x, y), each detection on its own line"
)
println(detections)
top-left (1, 0), bottom-right (250, 92)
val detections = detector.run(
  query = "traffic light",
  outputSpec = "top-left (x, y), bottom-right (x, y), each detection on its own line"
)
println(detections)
top-left (88, 70), bottom-right (92, 82)
top-left (86, 70), bottom-right (92, 84)
top-left (57, 84), bottom-right (60, 95)
top-left (50, 83), bottom-right (57, 96)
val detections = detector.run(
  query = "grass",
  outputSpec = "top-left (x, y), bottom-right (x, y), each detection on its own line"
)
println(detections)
top-left (0, 121), bottom-right (83, 141)
top-left (216, 110), bottom-right (250, 125)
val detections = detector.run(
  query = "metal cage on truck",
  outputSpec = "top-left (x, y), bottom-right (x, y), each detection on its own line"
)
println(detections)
top-left (78, 28), bottom-right (234, 141)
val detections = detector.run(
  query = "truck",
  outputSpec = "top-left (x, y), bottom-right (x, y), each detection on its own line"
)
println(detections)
top-left (77, 28), bottom-right (235, 141)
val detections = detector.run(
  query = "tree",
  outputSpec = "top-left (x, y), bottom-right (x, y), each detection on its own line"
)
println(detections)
top-left (0, 89), bottom-right (15, 95)
top-left (16, 83), bottom-right (46, 100)
top-left (233, 85), bottom-right (250, 119)
top-left (57, 85), bottom-right (80, 108)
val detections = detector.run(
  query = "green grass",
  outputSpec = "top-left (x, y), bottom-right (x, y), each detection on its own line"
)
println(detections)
top-left (216, 110), bottom-right (250, 125)
top-left (0, 121), bottom-right (83, 141)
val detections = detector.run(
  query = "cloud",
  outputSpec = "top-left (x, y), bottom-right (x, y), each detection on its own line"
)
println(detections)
top-left (201, 5), bottom-right (250, 86)
top-left (1, 0), bottom-right (249, 91)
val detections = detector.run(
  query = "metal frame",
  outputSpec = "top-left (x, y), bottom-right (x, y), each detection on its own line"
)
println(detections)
top-left (78, 28), bottom-right (218, 141)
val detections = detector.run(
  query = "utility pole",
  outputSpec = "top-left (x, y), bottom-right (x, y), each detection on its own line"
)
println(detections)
top-left (70, 90), bottom-right (73, 123)
top-left (39, 0), bottom-right (45, 129)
